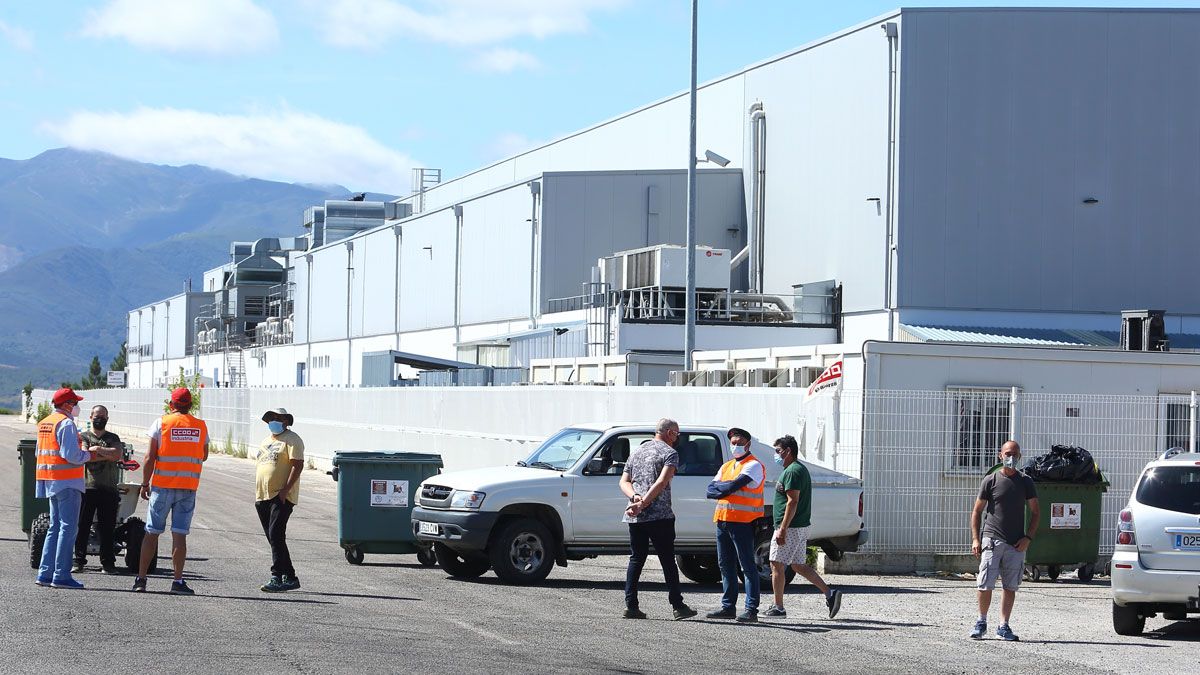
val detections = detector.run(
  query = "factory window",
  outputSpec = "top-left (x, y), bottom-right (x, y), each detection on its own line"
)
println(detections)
top-left (1162, 401), bottom-right (1190, 451)
top-left (948, 387), bottom-right (1011, 473)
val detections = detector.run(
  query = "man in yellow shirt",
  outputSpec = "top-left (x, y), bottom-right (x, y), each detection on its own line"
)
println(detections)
top-left (256, 407), bottom-right (304, 592)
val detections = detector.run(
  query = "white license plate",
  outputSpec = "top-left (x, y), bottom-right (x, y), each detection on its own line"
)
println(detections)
top-left (1174, 534), bottom-right (1200, 550)
top-left (418, 521), bottom-right (440, 536)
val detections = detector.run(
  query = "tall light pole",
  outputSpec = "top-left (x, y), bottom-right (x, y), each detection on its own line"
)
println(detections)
top-left (683, 0), bottom-right (698, 371)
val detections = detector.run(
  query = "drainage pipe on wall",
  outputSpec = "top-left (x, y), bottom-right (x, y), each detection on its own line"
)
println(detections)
top-left (748, 102), bottom-right (766, 293)
top-left (528, 181), bottom-right (541, 328)
top-left (882, 21), bottom-right (899, 340)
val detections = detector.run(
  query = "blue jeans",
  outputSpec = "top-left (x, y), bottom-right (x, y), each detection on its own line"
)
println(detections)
top-left (716, 520), bottom-right (760, 612)
top-left (39, 488), bottom-right (82, 582)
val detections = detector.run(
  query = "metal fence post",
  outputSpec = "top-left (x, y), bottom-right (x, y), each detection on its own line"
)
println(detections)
top-left (1009, 386), bottom-right (1021, 445)
top-left (1190, 390), bottom-right (1197, 453)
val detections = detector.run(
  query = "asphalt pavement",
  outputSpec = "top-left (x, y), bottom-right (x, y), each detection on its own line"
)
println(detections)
top-left (0, 415), bottom-right (1195, 674)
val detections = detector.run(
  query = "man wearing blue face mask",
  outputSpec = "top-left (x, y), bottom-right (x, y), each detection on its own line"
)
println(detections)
top-left (763, 435), bottom-right (842, 619)
top-left (255, 408), bottom-right (305, 592)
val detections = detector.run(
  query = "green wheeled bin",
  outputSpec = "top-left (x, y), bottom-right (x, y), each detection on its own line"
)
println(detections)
top-left (18, 437), bottom-right (52, 569)
top-left (985, 463), bottom-right (1109, 583)
top-left (1022, 475), bottom-right (1108, 582)
top-left (331, 451), bottom-right (443, 566)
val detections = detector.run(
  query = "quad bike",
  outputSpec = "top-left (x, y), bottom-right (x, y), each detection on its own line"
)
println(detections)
top-left (29, 443), bottom-right (158, 574)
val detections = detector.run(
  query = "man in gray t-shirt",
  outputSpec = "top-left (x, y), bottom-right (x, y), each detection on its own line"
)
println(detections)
top-left (968, 440), bottom-right (1041, 642)
top-left (617, 418), bottom-right (695, 621)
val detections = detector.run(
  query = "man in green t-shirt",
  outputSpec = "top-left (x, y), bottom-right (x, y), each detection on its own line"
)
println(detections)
top-left (762, 434), bottom-right (843, 619)
top-left (255, 407), bottom-right (304, 593)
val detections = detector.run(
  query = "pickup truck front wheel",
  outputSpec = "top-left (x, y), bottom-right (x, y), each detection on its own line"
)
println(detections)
top-left (434, 543), bottom-right (490, 578)
top-left (488, 518), bottom-right (556, 585)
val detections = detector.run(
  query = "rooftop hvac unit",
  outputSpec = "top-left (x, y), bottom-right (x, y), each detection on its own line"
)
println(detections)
top-left (706, 369), bottom-right (739, 387)
top-left (385, 202), bottom-right (413, 220)
top-left (1120, 309), bottom-right (1168, 352)
top-left (599, 244), bottom-right (731, 292)
top-left (792, 366), bottom-right (824, 388)
top-left (748, 368), bottom-right (789, 387)
top-left (669, 370), bottom-right (708, 386)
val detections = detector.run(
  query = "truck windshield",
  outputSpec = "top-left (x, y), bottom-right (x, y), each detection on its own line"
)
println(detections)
top-left (522, 429), bottom-right (601, 470)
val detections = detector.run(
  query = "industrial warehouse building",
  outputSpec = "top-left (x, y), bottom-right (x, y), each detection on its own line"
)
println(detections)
top-left (91, 7), bottom-right (1200, 567)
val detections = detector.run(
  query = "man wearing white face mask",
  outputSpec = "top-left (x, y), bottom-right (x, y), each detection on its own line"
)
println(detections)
top-left (255, 408), bottom-right (305, 592)
top-left (705, 427), bottom-right (766, 623)
top-left (969, 440), bottom-right (1039, 641)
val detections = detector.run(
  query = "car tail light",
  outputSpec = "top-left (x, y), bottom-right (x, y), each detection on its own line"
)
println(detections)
top-left (1116, 508), bottom-right (1135, 545)
top-left (858, 492), bottom-right (864, 518)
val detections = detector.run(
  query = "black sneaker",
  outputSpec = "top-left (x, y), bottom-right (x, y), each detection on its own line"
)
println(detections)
top-left (826, 589), bottom-right (843, 619)
top-left (623, 608), bottom-right (647, 619)
top-left (131, 576), bottom-right (147, 593)
top-left (280, 575), bottom-right (301, 591)
top-left (763, 606), bottom-right (787, 618)
top-left (706, 607), bottom-right (737, 619)
top-left (736, 609), bottom-right (759, 623)
top-left (261, 576), bottom-right (285, 593)
top-left (101, 564), bottom-right (119, 575)
top-left (72, 561), bottom-right (86, 574)
top-left (170, 579), bottom-right (195, 595)
top-left (672, 604), bottom-right (698, 620)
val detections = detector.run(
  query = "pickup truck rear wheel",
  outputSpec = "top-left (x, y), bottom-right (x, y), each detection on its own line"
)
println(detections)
top-left (489, 518), bottom-right (555, 585)
top-left (676, 554), bottom-right (721, 584)
top-left (755, 528), bottom-right (796, 587)
top-left (434, 543), bottom-right (490, 578)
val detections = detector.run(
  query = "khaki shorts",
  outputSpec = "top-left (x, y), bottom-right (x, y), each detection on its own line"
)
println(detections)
top-left (977, 537), bottom-right (1024, 591)
top-left (769, 526), bottom-right (810, 566)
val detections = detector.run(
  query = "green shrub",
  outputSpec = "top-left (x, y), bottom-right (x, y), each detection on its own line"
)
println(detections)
top-left (0, 407), bottom-right (14, 415)
top-left (162, 367), bottom-right (203, 416)
top-left (35, 401), bottom-right (52, 422)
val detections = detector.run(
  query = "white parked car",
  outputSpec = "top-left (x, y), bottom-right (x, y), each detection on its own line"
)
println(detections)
top-left (1111, 447), bottom-right (1200, 635)
top-left (411, 423), bottom-right (867, 585)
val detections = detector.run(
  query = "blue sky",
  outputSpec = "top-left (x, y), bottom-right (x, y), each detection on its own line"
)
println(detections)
top-left (2, 0), bottom-right (1197, 192)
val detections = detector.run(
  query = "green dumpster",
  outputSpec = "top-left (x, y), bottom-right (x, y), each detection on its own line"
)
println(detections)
top-left (986, 464), bottom-right (1108, 582)
top-left (331, 451), bottom-right (442, 566)
top-left (17, 438), bottom-right (49, 533)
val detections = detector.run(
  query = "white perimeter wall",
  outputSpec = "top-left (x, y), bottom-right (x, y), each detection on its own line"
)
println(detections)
top-left (32, 385), bottom-right (859, 479)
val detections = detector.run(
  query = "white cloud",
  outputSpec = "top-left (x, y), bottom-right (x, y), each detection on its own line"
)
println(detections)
top-left (0, 20), bottom-right (34, 51)
top-left (83, 0), bottom-right (278, 56)
top-left (471, 47), bottom-right (540, 73)
top-left (41, 107), bottom-right (417, 193)
top-left (315, 0), bottom-right (628, 49)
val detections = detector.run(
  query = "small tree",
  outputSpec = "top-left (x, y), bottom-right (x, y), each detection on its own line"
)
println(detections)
top-left (81, 355), bottom-right (104, 389)
top-left (162, 367), bottom-right (203, 416)
top-left (22, 382), bottom-right (33, 422)
top-left (35, 401), bottom-right (52, 422)
top-left (109, 342), bottom-right (127, 373)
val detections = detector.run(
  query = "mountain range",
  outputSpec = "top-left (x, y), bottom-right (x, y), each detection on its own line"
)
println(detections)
top-left (0, 148), bottom-right (394, 408)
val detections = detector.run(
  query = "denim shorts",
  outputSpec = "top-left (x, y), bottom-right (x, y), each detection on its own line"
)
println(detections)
top-left (146, 487), bottom-right (198, 535)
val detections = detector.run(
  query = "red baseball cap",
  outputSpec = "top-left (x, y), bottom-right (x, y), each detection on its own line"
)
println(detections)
top-left (51, 387), bottom-right (83, 407)
top-left (170, 387), bottom-right (192, 405)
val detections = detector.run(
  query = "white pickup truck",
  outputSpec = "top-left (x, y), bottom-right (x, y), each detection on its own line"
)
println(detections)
top-left (411, 423), bottom-right (867, 585)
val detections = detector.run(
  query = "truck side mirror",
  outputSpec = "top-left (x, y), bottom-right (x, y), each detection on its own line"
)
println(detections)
top-left (586, 458), bottom-right (607, 475)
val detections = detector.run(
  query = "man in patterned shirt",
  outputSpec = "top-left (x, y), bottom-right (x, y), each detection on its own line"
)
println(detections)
top-left (618, 418), bottom-right (697, 621)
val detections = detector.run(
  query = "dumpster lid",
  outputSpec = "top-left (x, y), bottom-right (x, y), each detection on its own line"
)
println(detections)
top-left (332, 451), bottom-right (443, 466)
top-left (986, 463), bottom-right (1108, 488)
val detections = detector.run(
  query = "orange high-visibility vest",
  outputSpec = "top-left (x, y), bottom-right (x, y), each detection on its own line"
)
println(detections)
top-left (151, 412), bottom-right (208, 491)
top-left (713, 455), bottom-right (765, 523)
top-left (35, 412), bottom-right (85, 482)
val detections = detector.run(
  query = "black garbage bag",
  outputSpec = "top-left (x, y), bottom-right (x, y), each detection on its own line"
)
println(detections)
top-left (1024, 444), bottom-right (1101, 483)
